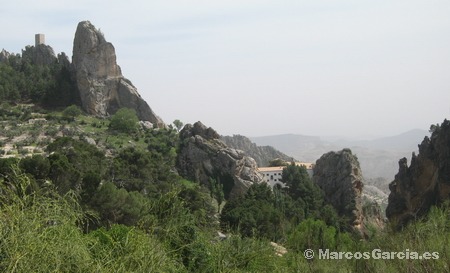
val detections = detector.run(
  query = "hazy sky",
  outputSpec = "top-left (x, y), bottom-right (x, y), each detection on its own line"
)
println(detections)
top-left (1, 0), bottom-right (449, 137)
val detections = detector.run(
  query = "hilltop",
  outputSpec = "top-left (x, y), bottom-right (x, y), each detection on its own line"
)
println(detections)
top-left (1, 21), bottom-right (163, 128)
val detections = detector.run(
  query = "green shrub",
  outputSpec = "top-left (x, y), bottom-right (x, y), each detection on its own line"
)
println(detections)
top-left (62, 105), bottom-right (82, 122)
top-left (109, 108), bottom-right (139, 133)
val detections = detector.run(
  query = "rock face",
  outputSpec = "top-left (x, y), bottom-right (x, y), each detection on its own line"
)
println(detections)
top-left (313, 149), bottom-right (364, 232)
top-left (177, 122), bottom-right (264, 198)
top-left (386, 119), bottom-right (450, 229)
top-left (72, 21), bottom-right (164, 127)
top-left (221, 134), bottom-right (294, 167)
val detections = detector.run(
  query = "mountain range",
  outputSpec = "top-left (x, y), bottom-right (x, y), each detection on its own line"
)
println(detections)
top-left (249, 129), bottom-right (429, 181)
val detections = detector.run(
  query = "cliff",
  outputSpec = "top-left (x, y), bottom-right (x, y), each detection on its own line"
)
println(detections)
top-left (177, 122), bottom-right (264, 198)
top-left (221, 134), bottom-right (294, 167)
top-left (72, 21), bottom-right (164, 127)
top-left (386, 119), bottom-right (450, 229)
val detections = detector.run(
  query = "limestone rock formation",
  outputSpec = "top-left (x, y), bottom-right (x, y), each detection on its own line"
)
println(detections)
top-left (0, 49), bottom-right (11, 63)
top-left (313, 149), bottom-right (364, 232)
top-left (386, 119), bottom-right (450, 229)
top-left (21, 44), bottom-right (57, 66)
top-left (221, 134), bottom-right (294, 167)
top-left (177, 122), bottom-right (264, 198)
top-left (72, 21), bottom-right (164, 127)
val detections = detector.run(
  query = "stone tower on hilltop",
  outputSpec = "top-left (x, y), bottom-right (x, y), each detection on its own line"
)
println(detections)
top-left (35, 34), bottom-right (45, 46)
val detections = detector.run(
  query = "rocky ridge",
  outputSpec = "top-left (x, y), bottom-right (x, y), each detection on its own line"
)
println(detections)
top-left (221, 134), bottom-right (294, 167)
top-left (386, 119), bottom-right (450, 229)
top-left (21, 44), bottom-right (57, 66)
top-left (177, 122), bottom-right (264, 198)
top-left (72, 21), bottom-right (164, 127)
top-left (0, 49), bottom-right (11, 62)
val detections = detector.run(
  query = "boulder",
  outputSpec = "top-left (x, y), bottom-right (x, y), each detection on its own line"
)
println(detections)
top-left (386, 119), bottom-right (450, 229)
top-left (72, 21), bottom-right (164, 127)
top-left (177, 122), bottom-right (264, 198)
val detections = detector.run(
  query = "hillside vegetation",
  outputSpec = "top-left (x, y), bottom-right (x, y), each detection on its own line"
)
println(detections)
top-left (0, 103), bottom-right (448, 272)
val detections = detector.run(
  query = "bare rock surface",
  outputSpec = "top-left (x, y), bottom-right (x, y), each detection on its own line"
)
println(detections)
top-left (72, 21), bottom-right (164, 127)
top-left (177, 122), bottom-right (264, 198)
top-left (0, 49), bottom-right (11, 63)
top-left (386, 119), bottom-right (450, 229)
top-left (313, 149), bottom-right (365, 233)
top-left (221, 134), bottom-right (294, 167)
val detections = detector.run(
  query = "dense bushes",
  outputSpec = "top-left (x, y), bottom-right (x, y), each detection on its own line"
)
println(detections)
top-left (0, 55), bottom-right (79, 107)
top-left (1, 167), bottom-right (448, 272)
top-left (221, 183), bottom-right (285, 240)
top-left (109, 108), bottom-right (139, 133)
top-left (221, 165), bottom-right (341, 241)
top-left (1, 121), bottom-right (449, 271)
top-left (0, 168), bottom-right (183, 272)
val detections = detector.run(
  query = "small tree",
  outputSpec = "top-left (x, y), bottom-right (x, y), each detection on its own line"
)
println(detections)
top-left (282, 163), bottom-right (324, 218)
top-left (209, 177), bottom-right (224, 213)
top-left (62, 105), bottom-right (82, 122)
top-left (173, 119), bottom-right (184, 132)
top-left (109, 108), bottom-right (139, 133)
top-left (268, 158), bottom-right (289, 167)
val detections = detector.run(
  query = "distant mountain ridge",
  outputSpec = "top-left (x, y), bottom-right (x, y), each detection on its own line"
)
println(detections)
top-left (250, 129), bottom-right (429, 181)
top-left (334, 129), bottom-right (428, 151)
top-left (221, 135), bottom-right (294, 167)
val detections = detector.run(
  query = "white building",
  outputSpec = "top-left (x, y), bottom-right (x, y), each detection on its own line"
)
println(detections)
top-left (258, 166), bottom-right (285, 188)
top-left (258, 162), bottom-right (314, 188)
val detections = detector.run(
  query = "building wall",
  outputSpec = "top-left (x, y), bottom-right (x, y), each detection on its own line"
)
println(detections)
top-left (261, 169), bottom-right (284, 188)
top-left (35, 34), bottom-right (45, 46)
top-left (258, 163), bottom-right (314, 188)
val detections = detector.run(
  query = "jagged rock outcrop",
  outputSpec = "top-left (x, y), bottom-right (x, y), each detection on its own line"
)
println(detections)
top-left (0, 49), bottom-right (11, 63)
top-left (177, 122), bottom-right (264, 198)
top-left (221, 134), bottom-right (294, 167)
top-left (57, 52), bottom-right (72, 71)
top-left (72, 21), bottom-right (164, 127)
top-left (313, 149), bottom-right (365, 233)
top-left (386, 119), bottom-right (450, 229)
top-left (22, 44), bottom-right (57, 66)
